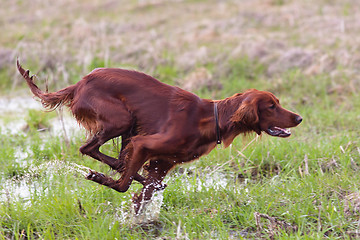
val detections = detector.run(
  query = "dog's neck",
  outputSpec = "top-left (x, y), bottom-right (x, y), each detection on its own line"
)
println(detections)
top-left (215, 94), bottom-right (255, 147)
top-left (200, 95), bottom-right (255, 148)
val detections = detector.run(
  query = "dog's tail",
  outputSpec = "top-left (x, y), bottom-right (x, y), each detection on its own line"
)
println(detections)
top-left (17, 59), bottom-right (76, 111)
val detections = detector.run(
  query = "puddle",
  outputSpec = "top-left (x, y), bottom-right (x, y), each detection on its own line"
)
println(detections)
top-left (0, 96), bottom-right (42, 113)
top-left (197, 170), bottom-right (230, 191)
top-left (0, 178), bottom-right (43, 207)
top-left (0, 119), bottom-right (27, 135)
top-left (0, 157), bottom-right (165, 224)
top-left (0, 160), bottom-right (235, 223)
top-left (0, 112), bottom-right (80, 136)
top-left (0, 96), bottom-right (81, 136)
top-left (173, 166), bottom-right (231, 193)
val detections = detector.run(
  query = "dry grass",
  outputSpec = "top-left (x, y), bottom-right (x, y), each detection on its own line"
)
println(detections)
top-left (1, 0), bottom-right (359, 93)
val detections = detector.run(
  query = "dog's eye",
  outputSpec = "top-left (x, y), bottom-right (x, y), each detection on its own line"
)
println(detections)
top-left (269, 104), bottom-right (275, 109)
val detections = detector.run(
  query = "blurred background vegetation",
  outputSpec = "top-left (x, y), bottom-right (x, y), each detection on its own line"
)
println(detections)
top-left (1, 0), bottom-right (359, 99)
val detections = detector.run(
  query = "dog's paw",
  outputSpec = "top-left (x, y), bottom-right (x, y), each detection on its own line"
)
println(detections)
top-left (86, 170), bottom-right (105, 181)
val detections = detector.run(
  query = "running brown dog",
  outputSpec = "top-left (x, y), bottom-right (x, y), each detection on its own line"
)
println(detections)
top-left (17, 60), bottom-right (302, 214)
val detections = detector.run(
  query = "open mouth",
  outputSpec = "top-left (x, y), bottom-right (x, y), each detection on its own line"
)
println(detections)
top-left (266, 126), bottom-right (291, 138)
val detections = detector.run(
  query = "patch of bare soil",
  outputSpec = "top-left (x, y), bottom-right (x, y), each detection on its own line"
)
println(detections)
top-left (254, 212), bottom-right (298, 239)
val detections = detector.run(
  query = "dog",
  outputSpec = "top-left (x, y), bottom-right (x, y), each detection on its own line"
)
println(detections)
top-left (17, 60), bottom-right (302, 213)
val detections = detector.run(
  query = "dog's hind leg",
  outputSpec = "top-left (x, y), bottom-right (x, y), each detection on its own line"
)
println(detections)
top-left (81, 128), bottom-right (146, 184)
top-left (76, 101), bottom-right (145, 183)
top-left (85, 141), bottom-right (146, 192)
top-left (80, 125), bottom-right (127, 170)
top-left (85, 170), bottom-right (135, 193)
top-left (76, 98), bottom-right (133, 169)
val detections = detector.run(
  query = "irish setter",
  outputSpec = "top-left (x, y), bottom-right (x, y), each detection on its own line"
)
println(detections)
top-left (17, 60), bottom-right (302, 214)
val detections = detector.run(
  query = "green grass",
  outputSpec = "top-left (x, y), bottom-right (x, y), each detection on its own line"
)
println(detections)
top-left (1, 67), bottom-right (359, 238)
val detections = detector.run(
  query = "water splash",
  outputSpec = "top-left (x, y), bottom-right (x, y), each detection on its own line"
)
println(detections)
top-left (0, 159), bottom-right (89, 203)
top-left (131, 190), bottom-right (165, 224)
top-left (48, 160), bottom-right (89, 176)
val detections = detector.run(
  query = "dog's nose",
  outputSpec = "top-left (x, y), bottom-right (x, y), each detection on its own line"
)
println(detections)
top-left (295, 115), bottom-right (303, 124)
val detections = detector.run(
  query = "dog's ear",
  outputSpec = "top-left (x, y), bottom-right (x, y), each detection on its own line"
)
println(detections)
top-left (231, 101), bottom-right (261, 135)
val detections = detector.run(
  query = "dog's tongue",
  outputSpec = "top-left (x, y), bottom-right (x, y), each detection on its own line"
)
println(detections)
top-left (267, 127), bottom-right (291, 138)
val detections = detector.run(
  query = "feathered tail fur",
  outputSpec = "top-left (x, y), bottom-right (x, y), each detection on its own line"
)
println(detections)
top-left (17, 60), bottom-right (76, 111)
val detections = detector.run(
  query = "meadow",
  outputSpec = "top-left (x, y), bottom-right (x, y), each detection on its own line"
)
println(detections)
top-left (0, 0), bottom-right (360, 239)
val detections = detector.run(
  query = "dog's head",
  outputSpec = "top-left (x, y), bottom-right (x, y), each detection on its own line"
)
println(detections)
top-left (231, 89), bottom-right (302, 137)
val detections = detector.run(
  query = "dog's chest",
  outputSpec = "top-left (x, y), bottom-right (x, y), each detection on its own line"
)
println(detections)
top-left (173, 140), bottom-right (217, 163)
